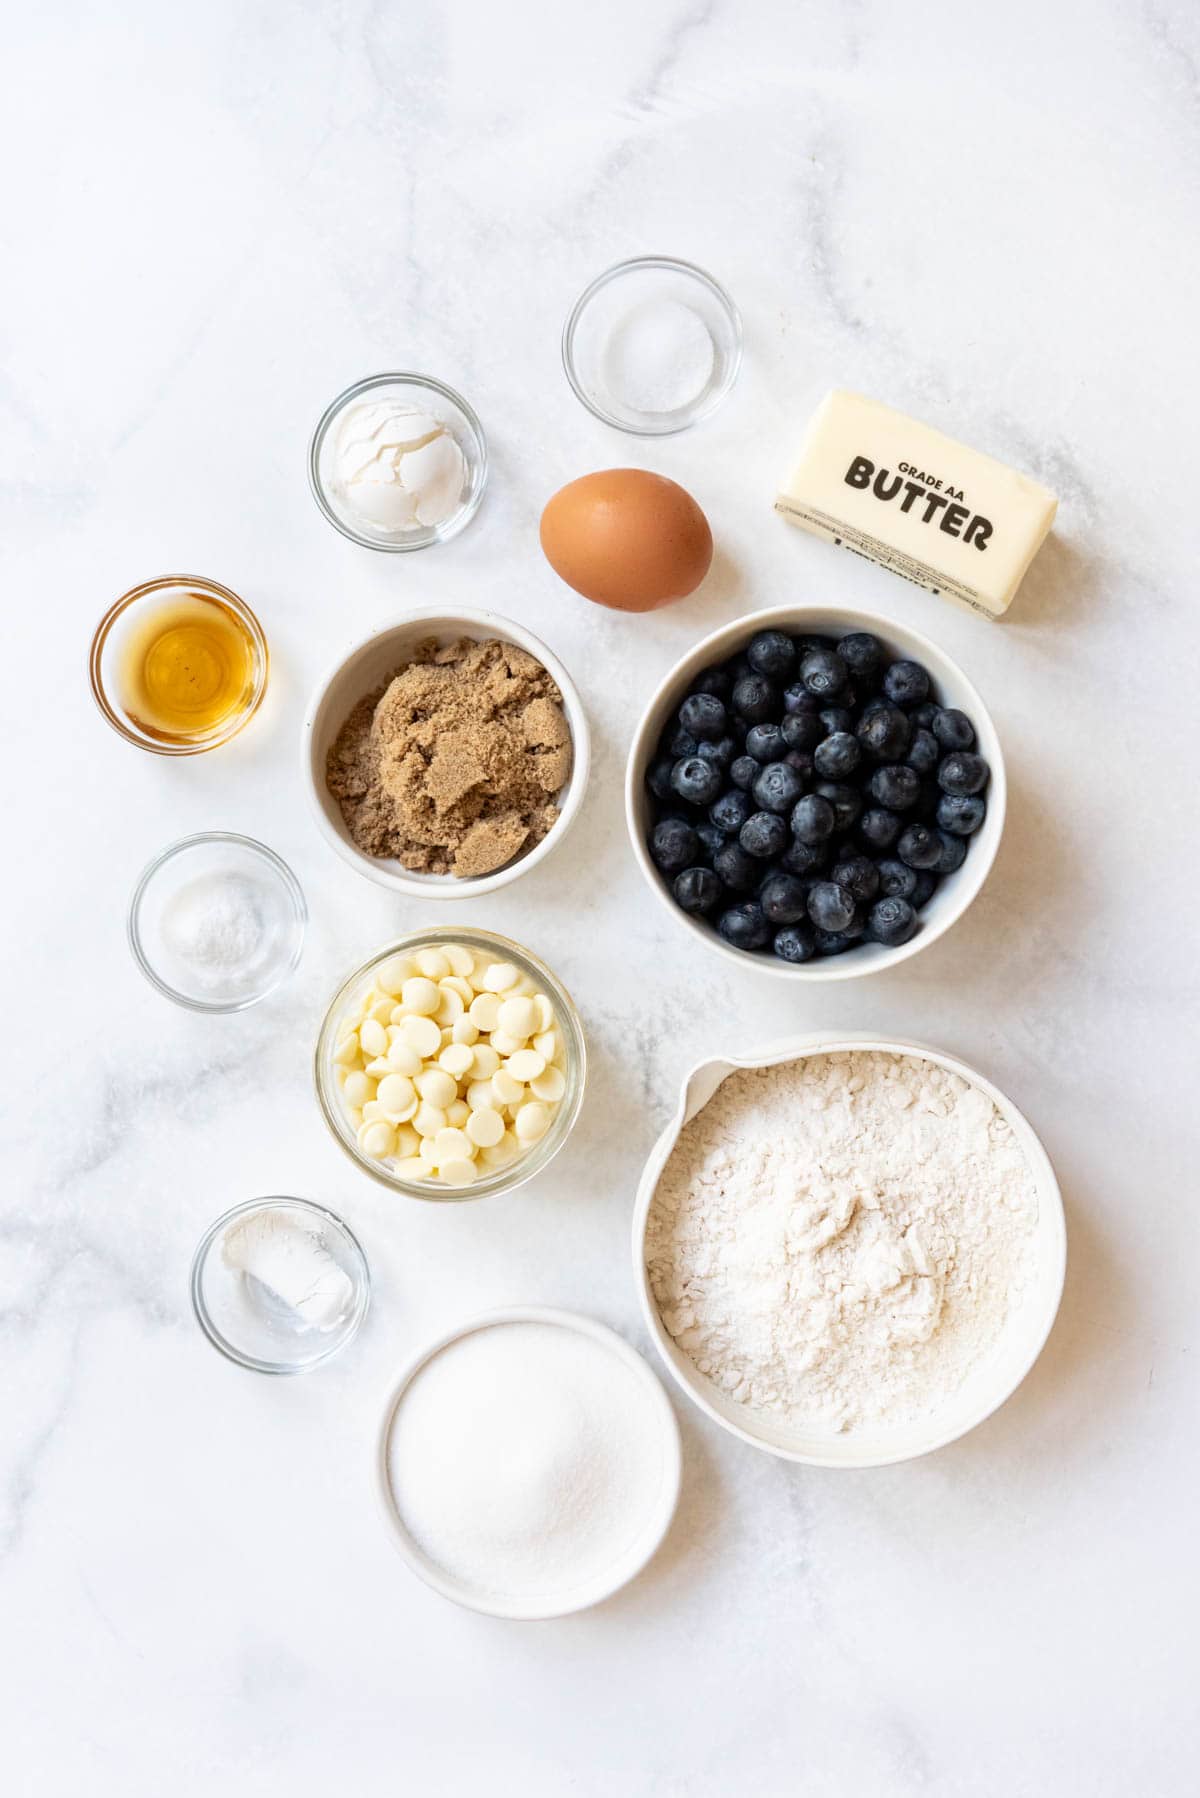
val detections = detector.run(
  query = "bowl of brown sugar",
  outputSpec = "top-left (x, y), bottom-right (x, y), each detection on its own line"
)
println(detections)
top-left (304, 610), bottom-right (590, 897)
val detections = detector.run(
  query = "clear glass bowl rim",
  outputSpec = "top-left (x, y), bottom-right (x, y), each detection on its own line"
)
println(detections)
top-left (190, 1195), bottom-right (371, 1375)
top-left (314, 927), bottom-right (587, 1203)
top-left (307, 371), bottom-right (489, 552)
top-left (127, 830), bottom-right (308, 1013)
top-left (88, 573), bottom-right (270, 756)
top-left (561, 254), bottom-right (744, 436)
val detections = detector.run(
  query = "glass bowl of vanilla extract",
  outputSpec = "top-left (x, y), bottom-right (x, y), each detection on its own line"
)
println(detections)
top-left (89, 574), bottom-right (269, 754)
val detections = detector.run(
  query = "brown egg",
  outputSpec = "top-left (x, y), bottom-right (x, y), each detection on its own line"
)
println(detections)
top-left (539, 469), bottom-right (713, 611)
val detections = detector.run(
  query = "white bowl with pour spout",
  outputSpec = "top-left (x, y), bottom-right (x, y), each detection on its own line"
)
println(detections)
top-left (632, 1033), bottom-right (1066, 1468)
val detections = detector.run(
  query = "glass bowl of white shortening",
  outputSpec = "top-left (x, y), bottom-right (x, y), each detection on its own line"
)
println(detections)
top-left (633, 1033), bottom-right (1066, 1469)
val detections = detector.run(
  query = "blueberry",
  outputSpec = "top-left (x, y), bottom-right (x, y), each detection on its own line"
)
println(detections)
top-left (877, 858), bottom-right (917, 900)
top-left (808, 880), bottom-right (858, 933)
top-left (745, 721), bottom-right (786, 763)
top-left (813, 928), bottom-right (860, 956)
top-left (731, 674), bottom-right (777, 723)
top-left (937, 794), bottom-right (986, 836)
top-left (713, 842), bottom-right (760, 892)
top-left (897, 823), bottom-right (942, 868)
top-left (932, 829), bottom-right (968, 874)
top-left (717, 903), bottom-right (771, 951)
top-left (666, 724), bottom-right (698, 758)
top-left (829, 854), bottom-right (880, 904)
top-left (837, 631), bottom-right (884, 682)
top-left (773, 924), bottom-right (816, 963)
top-left (673, 867), bottom-right (722, 914)
top-left (759, 873), bottom-right (811, 924)
top-left (910, 701), bottom-right (939, 729)
top-left (650, 817), bottom-right (699, 873)
top-left (728, 652), bottom-right (752, 679)
top-left (729, 755), bottom-right (758, 791)
top-left (906, 727), bottom-right (940, 777)
top-left (932, 707), bottom-right (975, 751)
top-left (811, 731), bottom-right (859, 780)
top-left (783, 749), bottom-right (814, 781)
top-left (696, 734), bottom-right (737, 769)
top-left (678, 692), bottom-right (727, 740)
top-left (746, 629), bottom-right (796, 679)
top-left (857, 705), bottom-right (910, 762)
top-left (670, 756), bottom-right (723, 806)
top-left (782, 682), bottom-right (822, 716)
top-left (912, 778), bottom-right (942, 821)
top-left (937, 752), bottom-right (989, 796)
top-left (753, 761), bottom-right (806, 814)
top-left (646, 757), bottom-right (675, 802)
top-left (790, 793), bottom-right (836, 845)
top-left (782, 711), bottom-right (824, 752)
top-left (883, 660), bottom-right (931, 707)
top-left (859, 693), bottom-right (891, 717)
top-left (694, 821), bottom-right (727, 861)
top-left (692, 664), bottom-right (733, 699)
top-left (813, 781), bottom-right (862, 833)
top-left (710, 789), bottom-right (753, 834)
top-left (866, 896), bottom-right (918, 946)
top-left (910, 870), bottom-right (938, 907)
top-left (868, 764), bottom-right (921, 810)
top-left (795, 633), bottom-right (835, 654)
top-left (818, 707), bottom-right (855, 737)
top-left (740, 811), bottom-right (789, 858)
top-left (800, 647), bottom-right (848, 698)
top-left (859, 807), bottom-right (903, 851)
top-left (781, 837), bottom-right (828, 877)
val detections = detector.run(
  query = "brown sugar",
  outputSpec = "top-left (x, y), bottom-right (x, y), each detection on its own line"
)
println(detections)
top-left (326, 637), bottom-right (573, 878)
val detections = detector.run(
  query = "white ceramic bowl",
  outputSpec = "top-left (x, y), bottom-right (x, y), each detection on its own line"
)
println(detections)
top-left (633, 1034), bottom-right (1066, 1469)
top-left (304, 609), bottom-right (590, 898)
top-left (625, 605), bottom-right (1006, 980)
top-left (373, 1307), bottom-right (682, 1619)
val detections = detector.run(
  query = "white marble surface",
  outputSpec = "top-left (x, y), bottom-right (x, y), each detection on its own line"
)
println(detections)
top-left (4, 2), bottom-right (1199, 1792)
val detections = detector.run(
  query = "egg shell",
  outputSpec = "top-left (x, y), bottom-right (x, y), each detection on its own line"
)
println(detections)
top-left (539, 469), bottom-right (713, 611)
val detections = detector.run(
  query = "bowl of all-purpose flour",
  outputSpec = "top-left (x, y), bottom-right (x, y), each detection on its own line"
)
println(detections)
top-left (634, 1037), bottom-right (1065, 1468)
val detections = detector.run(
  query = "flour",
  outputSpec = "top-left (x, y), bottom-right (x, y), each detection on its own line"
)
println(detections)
top-left (645, 1052), bottom-right (1038, 1434)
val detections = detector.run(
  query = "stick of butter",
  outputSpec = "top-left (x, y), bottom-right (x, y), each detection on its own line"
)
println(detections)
top-left (775, 390), bottom-right (1057, 619)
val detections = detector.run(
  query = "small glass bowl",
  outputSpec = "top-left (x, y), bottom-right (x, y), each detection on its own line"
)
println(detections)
top-left (308, 372), bottom-right (488, 551)
top-left (191, 1197), bottom-right (370, 1374)
top-left (315, 928), bottom-right (587, 1203)
top-left (89, 574), bottom-right (269, 755)
top-left (128, 831), bottom-right (307, 1012)
top-left (562, 256), bottom-right (742, 436)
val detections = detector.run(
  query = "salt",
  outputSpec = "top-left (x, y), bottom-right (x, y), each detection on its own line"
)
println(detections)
top-left (602, 298), bottom-right (715, 416)
top-left (386, 1321), bottom-right (672, 1602)
top-left (160, 875), bottom-right (265, 986)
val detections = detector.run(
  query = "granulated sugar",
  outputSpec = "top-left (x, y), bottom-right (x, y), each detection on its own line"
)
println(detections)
top-left (645, 1051), bottom-right (1038, 1434)
top-left (386, 1321), bottom-right (672, 1603)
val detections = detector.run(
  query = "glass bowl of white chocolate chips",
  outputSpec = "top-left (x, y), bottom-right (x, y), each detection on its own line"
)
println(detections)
top-left (315, 929), bottom-right (586, 1201)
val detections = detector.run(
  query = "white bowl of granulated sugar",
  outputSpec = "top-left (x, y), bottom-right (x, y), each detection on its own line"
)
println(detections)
top-left (633, 1034), bottom-right (1066, 1469)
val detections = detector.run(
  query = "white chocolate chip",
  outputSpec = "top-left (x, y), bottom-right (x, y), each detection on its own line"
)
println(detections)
top-left (443, 943), bottom-right (475, 977)
top-left (533, 1029), bottom-right (558, 1061)
top-left (466, 1107), bottom-right (505, 1148)
top-left (358, 1119), bottom-right (397, 1158)
top-left (377, 1073), bottom-right (416, 1115)
top-left (438, 1043), bottom-right (475, 1078)
top-left (451, 1016), bottom-right (479, 1046)
top-left (440, 975), bottom-right (475, 1006)
top-left (364, 1056), bottom-right (393, 1080)
top-left (468, 992), bottom-right (501, 1032)
top-left (393, 1155), bottom-right (427, 1180)
top-left (360, 1018), bottom-right (388, 1058)
top-left (399, 1015), bottom-right (441, 1058)
top-left (434, 985), bottom-right (465, 1025)
top-left (415, 1068), bottom-right (457, 1109)
top-left (394, 1123), bottom-right (420, 1158)
top-left (367, 998), bottom-right (394, 1026)
top-left (532, 994), bottom-right (554, 1033)
top-left (497, 996), bottom-right (538, 1039)
top-left (414, 947), bottom-right (451, 980)
top-left (514, 1101), bottom-right (550, 1144)
top-left (343, 1070), bottom-right (374, 1108)
top-left (377, 955), bottom-right (412, 995)
top-left (481, 1130), bottom-right (520, 1167)
top-left (333, 1033), bottom-right (359, 1066)
top-left (401, 977), bottom-right (441, 1016)
top-left (531, 1065), bottom-right (566, 1103)
top-left (434, 1127), bottom-right (475, 1163)
top-left (491, 1069), bottom-right (524, 1107)
top-left (506, 1049), bottom-right (546, 1083)
top-left (413, 1103), bottom-right (448, 1138)
top-left (446, 1099), bottom-right (470, 1128)
top-left (482, 961), bottom-right (521, 993)
top-left (489, 1029), bottom-right (524, 1058)
top-left (418, 1136), bottom-right (439, 1164)
top-left (386, 1041), bottom-right (423, 1076)
top-left (466, 1079), bottom-right (496, 1111)
top-left (439, 1158), bottom-right (477, 1188)
top-left (470, 1043), bottom-right (500, 1078)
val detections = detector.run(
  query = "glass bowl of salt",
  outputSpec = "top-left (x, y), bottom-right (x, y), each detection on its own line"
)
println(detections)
top-left (127, 831), bottom-right (307, 1012)
top-left (562, 255), bottom-right (742, 436)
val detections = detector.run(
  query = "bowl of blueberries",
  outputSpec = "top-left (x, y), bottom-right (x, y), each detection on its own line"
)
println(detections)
top-left (625, 607), bottom-right (1004, 977)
